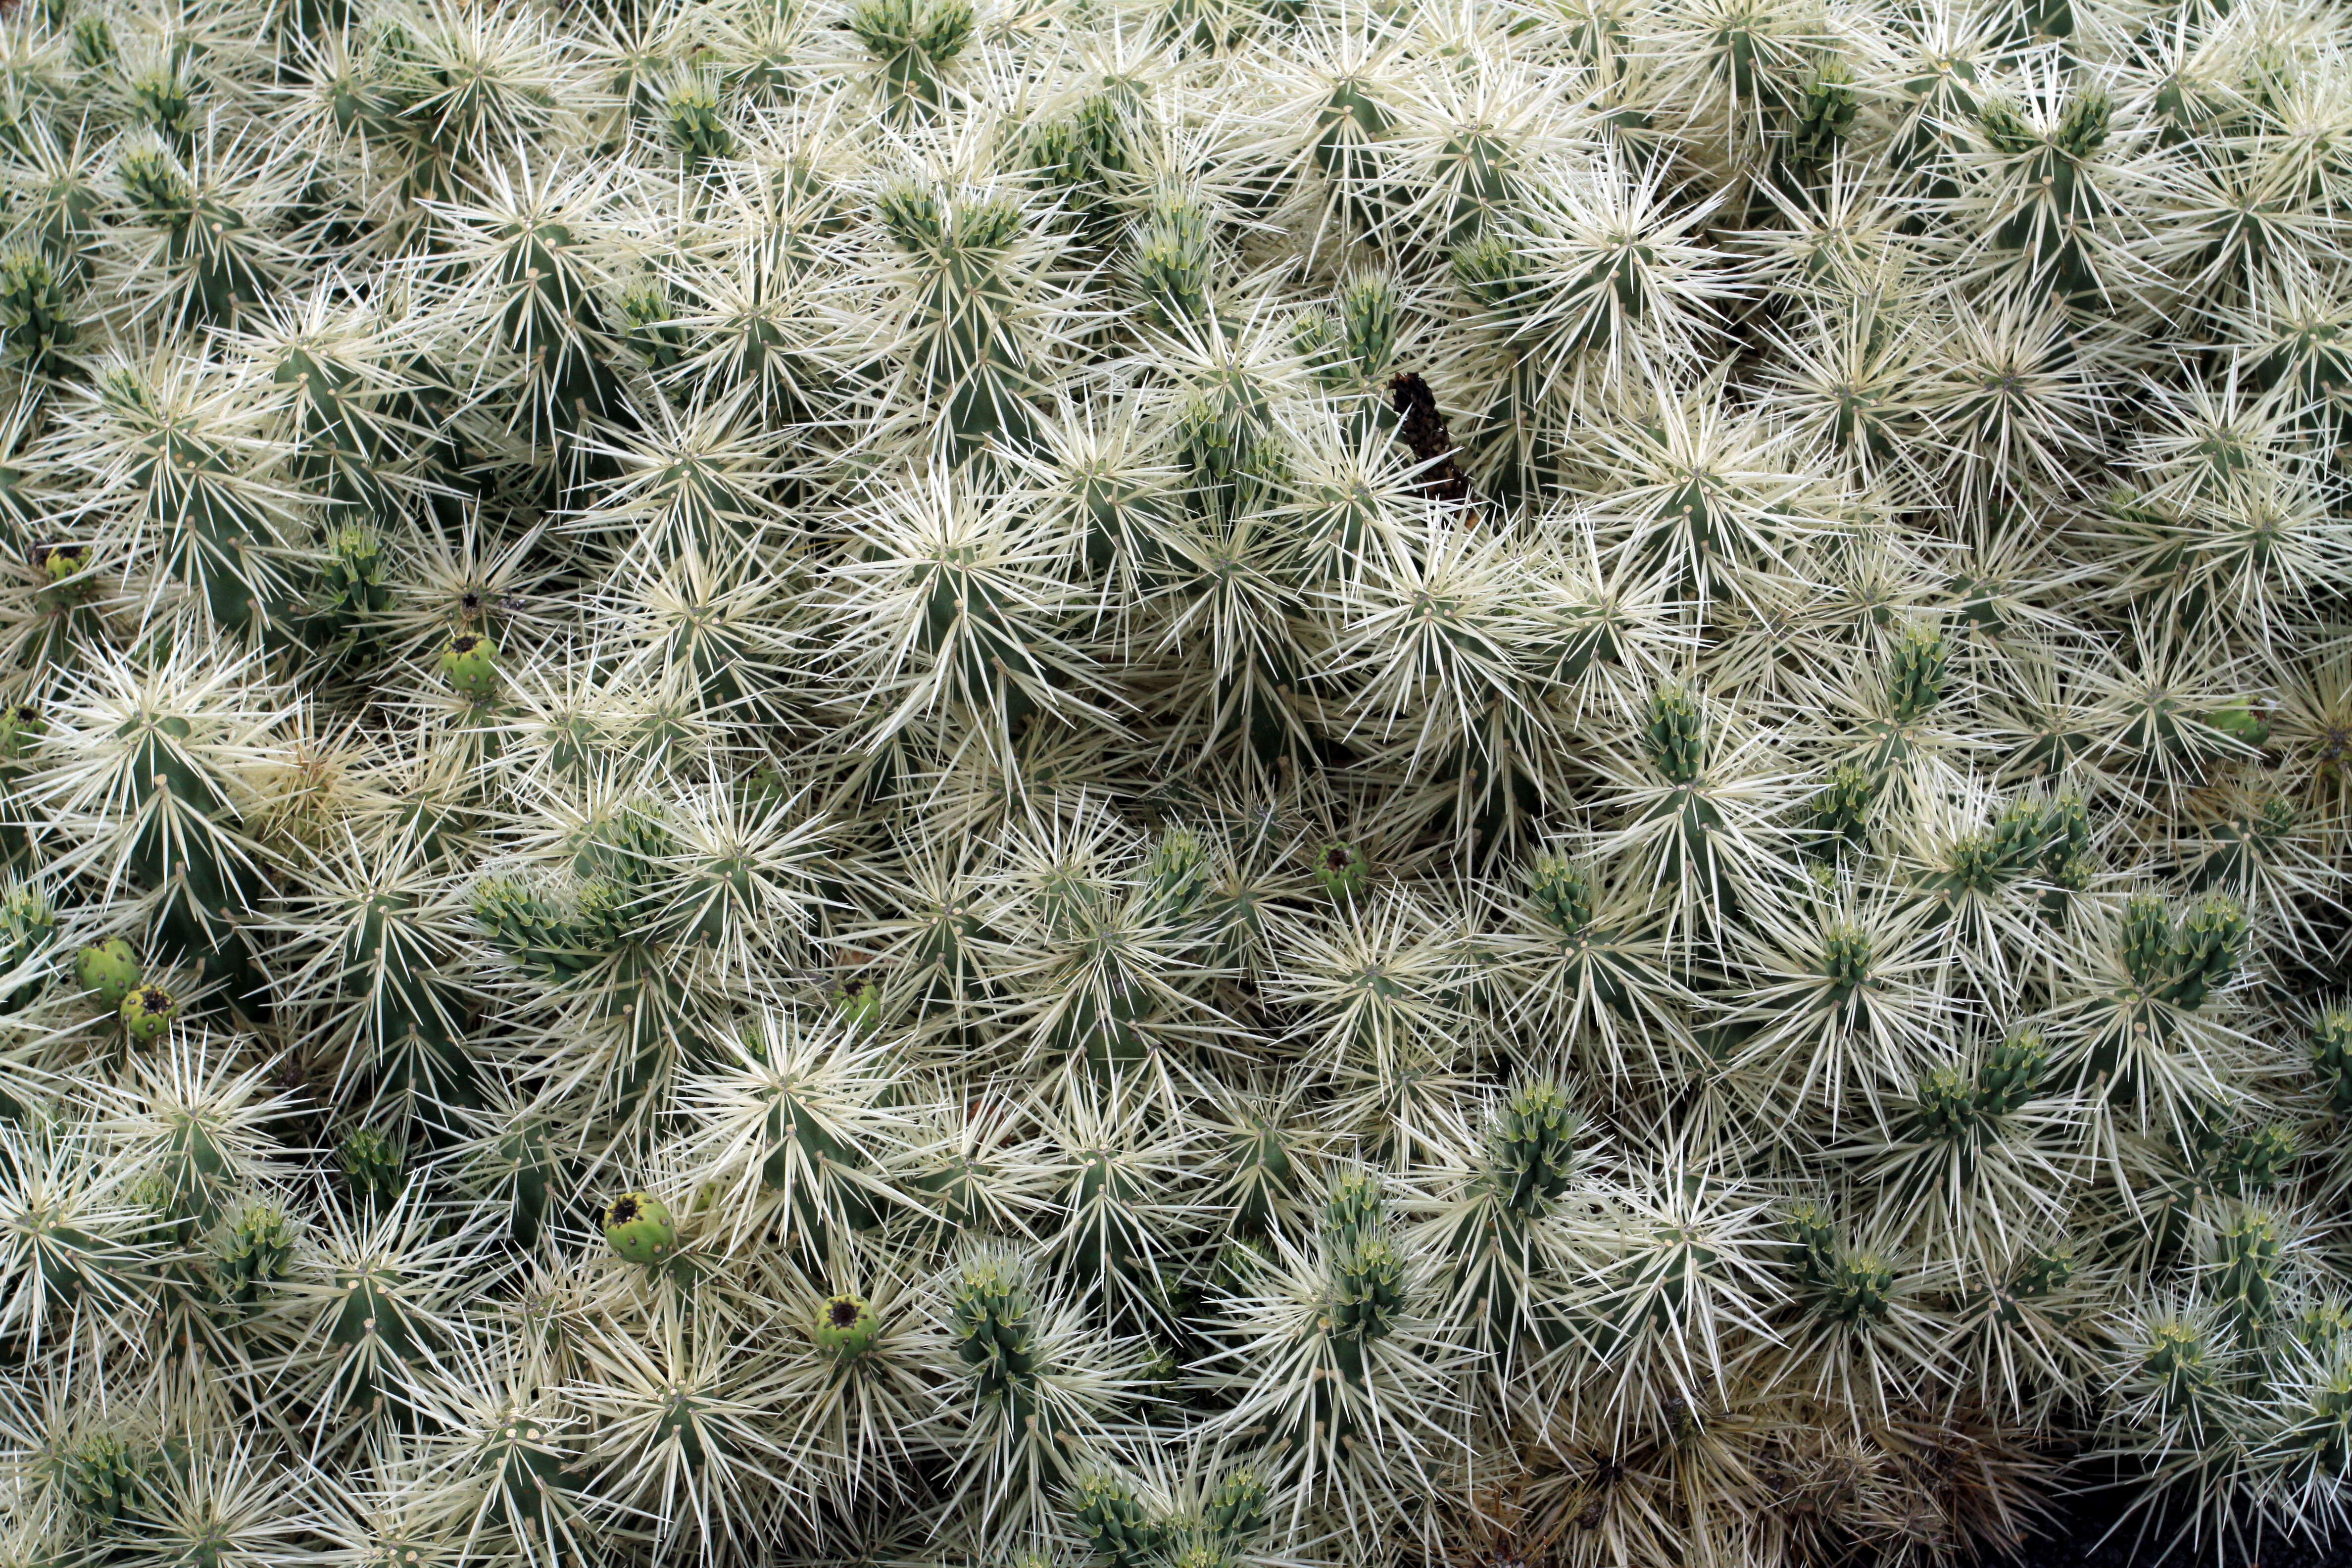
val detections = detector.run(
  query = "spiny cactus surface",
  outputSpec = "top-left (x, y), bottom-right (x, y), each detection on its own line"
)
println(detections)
top-left (0, 0), bottom-right (2347, 1566)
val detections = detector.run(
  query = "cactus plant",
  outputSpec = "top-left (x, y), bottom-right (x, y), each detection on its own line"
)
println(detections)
top-left (0, 0), bottom-right (2342, 1565)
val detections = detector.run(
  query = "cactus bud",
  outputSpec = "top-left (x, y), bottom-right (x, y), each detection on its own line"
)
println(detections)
top-left (1528, 854), bottom-right (1595, 934)
top-left (1976, 1029), bottom-right (2047, 1117)
top-left (1808, 760), bottom-right (1875, 854)
top-left (0, 248), bottom-right (76, 371)
top-left (814, 1291), bottom-right (881, 1359)
top-left (604, 1191), bottom-right (678, 1264)
top-left (1884, 627), bottom-right (1947, 725)
top-left (1782, 1200), bottom-right (1837, 1284)
top-left (2310, 1008), bottom-right (2352, 1112)
top-left (665, 82), bottom-right (735, 165)
top-left (1820, 1252), bottom-right (1894, 1323)
top-left (1644, 686), bottom-right (1706, 784)
top-left (1489, 1081), bottom-right (1581, 1217)
top-left (120, 981), bottom-right (175, 1041)
top-left (1070, 1472), bottom-right (1168, 1568)
top-left (338, 1126), bottom-right (406, 1201)
top-left (210, 1199), bottom-right (298, 1307)
top-left (2121, 894), bottom-right (2172, 989)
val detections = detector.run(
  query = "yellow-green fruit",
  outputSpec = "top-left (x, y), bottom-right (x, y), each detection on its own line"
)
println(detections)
top-left (440, 632), bottom-right (498, 697)
top-left (77, 939), bottom-right (142, 1006)
top-left (814, 1292), bottom-right (880, 1358)
top-left (603, 1192), bottom-right (677, 1265)
top-left (121, 981), bottom-right (175, 1041)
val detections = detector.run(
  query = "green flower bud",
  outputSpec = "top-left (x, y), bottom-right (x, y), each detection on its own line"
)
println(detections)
top-left (1527, 854), bottom-right (1594, 935)
top-left (665, 82), bottom-right (735, 164)
top-left (120, 981), bottom-right (175, 1041)
top-left (2310, 1008), bottom-right (2352, 1113)
top-left (1488, 1081), bottom-right (1581, 1218)
top-left (210, 1199), bottom-right (298, 1307)
top-left (1782, 1200), bottom-right (1837, 1284)
top-left (1820, 1251), bottom-right (1893, 1323)
top-left (338, 1126), bottom-right (406, 1201)
top-left (604, 1191), bottom-right (678, 1265)
top-left (1808, 760), bottom-right (1875, 854)
top-left (1884, 627), bottom-right (1947, 725)
top-left (813, 1291), bottom-right (880, 1358)
top-left (1204, 1468), bottom-right (1270, 1538)
top-left (440, 631), bottom-right (498, 697)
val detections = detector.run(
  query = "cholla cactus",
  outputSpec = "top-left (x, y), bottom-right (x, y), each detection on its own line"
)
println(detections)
top-left (0, 0), bottom-right (2345, 1564)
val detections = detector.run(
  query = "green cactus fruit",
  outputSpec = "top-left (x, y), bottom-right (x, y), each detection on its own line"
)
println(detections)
top-left (440, 631), bottom-right (498, 697)
top-left (830, 978), bottom-right (884, 1033)
top-left (0, 701), bottom-right (40, 765)
top-left (604, 1191), bottom-right (678, 1265)
top-left (813, 1292), bottom-right (881, 1359)
top-left (35, 540), bottom-right (92, 611)
top-left (2207, 701), bottom-right (2271, 746)
top-left (1313, 840), bottom-right (1370, 900)
top-left (120, 981), bottom-right (175, 1041)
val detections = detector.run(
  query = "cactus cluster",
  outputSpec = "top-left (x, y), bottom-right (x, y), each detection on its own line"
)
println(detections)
top-left (0, 0), bottom-right (2348, 1564)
